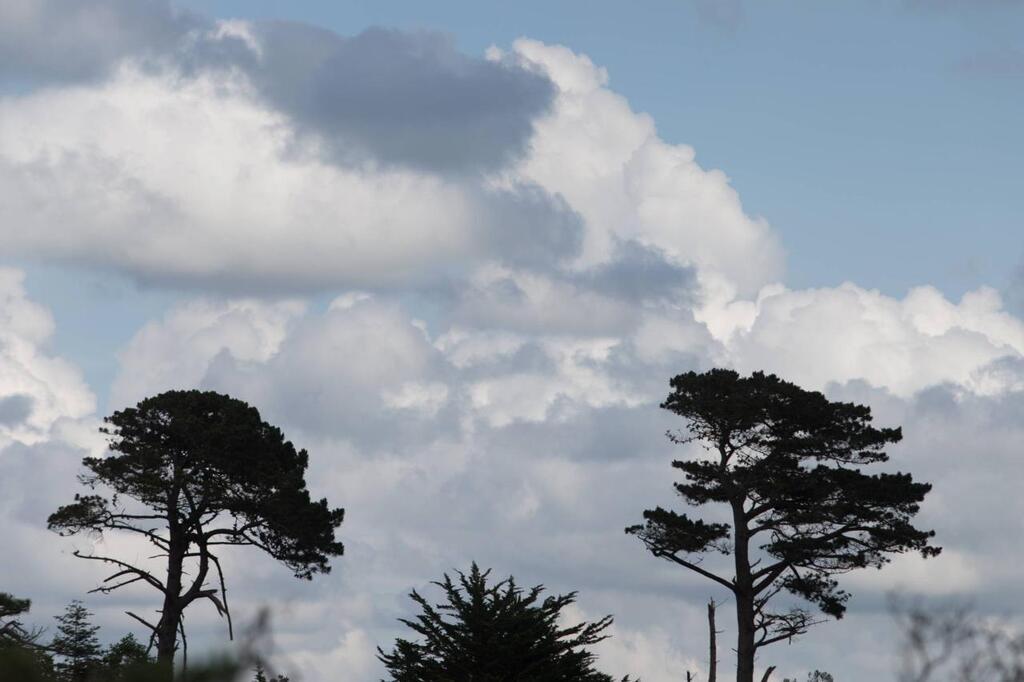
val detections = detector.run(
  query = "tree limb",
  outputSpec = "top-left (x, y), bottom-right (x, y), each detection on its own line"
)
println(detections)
top-left (73, 551), bottom-right (167, 592)
top-left (659, 552), bottom-right (736, 593)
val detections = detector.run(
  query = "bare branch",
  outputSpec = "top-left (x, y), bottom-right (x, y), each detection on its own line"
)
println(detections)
top-left (659, 551), bottom-right (736, 593)
top-left (177, 613), bottom-right (188, 675)
top-left (208, 551), bottom-right (234, 640)
top-left (125, 610), bottom-right (158, 633)
top-left (88, 575), bottom-right (146, 594)
top-left (73, 551), bottom-right (166, 592)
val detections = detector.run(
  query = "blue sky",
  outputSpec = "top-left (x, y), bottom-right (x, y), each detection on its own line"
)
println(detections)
top-left (2, 2), bottom-right (1024, 680)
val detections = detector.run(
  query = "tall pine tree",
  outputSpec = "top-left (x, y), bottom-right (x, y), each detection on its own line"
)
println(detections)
top-left (628, 369), bottom-right (938, 682)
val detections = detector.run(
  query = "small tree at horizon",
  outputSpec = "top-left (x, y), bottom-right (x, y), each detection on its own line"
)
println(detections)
top-left (0, 592), bottom-right (42, 650)
top-left (48, 390), bottom-right (345, 670)
top-left (51, 600), bottom-right (101, 682)
top-left (627, 369), bottom-right (939, 682)
top-left (102, 633), bottom-right (151, 679)
top-left (252, 662), bottom-right (290, 682)
top-left (0, 593), bottom-right (53, 679)
top-left (379, 563), bottom-right (633, 681)
top-left (783, 672), bottom-right (834, 682)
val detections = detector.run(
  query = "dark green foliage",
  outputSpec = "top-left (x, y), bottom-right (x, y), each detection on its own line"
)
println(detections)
top-left (47, 390), bottom-right (345, 665)
top-left (783, 672), bottom-right (834, 682)
top-left (51, 601), bottom-right (101, 682)
top-left (50, 390), bottom-right (345, 578)
top-left (102, 634), bottom-right (151, 679)
top-left (0, 592), bottom-right (37, 648)
top-left (379, 563), bottom-right (632, 681)
top-left (0, 593), bottom-right (53, 678)
top-left (0, 644), bottom-right (56, 681)
top-left (1, 648), bottom-right (235, 682)
top-left (252, 662), bottom-right (290, 681)
top-left (627, 369), bottom-right (939, 681)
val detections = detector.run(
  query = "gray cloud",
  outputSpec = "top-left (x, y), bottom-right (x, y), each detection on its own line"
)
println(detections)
top-left (0, 393), bottom-right (33, 427)
top-left (447, 242), bottom-right (695, 338)
top-left (573, 241), bottom-right (696, 303)
top-left (0, 0), bottom-right (199, 83)
top-left (480, 186), bottom-right (584, 271)
top-left (479, 403), bottom-right (679, 463)
top-left (248, 23), bottom-right (556, 172)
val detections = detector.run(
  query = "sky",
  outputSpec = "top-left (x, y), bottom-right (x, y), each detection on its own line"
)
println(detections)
top-left (0, 1), bottom-right (1023, 680)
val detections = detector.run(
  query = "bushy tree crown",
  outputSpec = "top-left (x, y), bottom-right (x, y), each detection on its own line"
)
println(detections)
top-left (379, 563), bottom-right (632, 681)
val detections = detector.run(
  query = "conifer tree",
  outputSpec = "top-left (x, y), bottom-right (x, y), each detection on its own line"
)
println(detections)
top-left (628, 369), bottom-right (938, 682)
top-left (783, 673), bottom-right (833, 682)
top-left (252, 662), bottom-right (290, 682)
top-left (51, 600), bottom-right (101, 682)
top-left (48, 390), bottom-right (345, 668)
top-left (379, 563), bottom-right (632, 681)
top-left (102, 633), bottom-right (150, 679)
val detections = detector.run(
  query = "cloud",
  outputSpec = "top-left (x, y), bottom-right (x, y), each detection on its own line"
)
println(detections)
top-left (0, 0), bottom-right (199, 83)
top-left (707, 282), bottom-right (1024, 397)
top-left (0, 393), bottom-right (33, 427)
top-left (0, 14), bottom-right (777, 298)
top-left (0, 65), bottom-right (581, 292)
top-left (0, 3), bottom-right (555, 173)
top-left (0, 273), bottom-right (116, 637)
top-left (246, 23), bottom-right (556, 172)
top-left (510, 39), bottom-right (785, 297)
top-left (0, 269), bottom-right (95, 446)
top-left (110, 298), bottom-right (306, 409)
top-left (113, 295), bottom-right (457, 447)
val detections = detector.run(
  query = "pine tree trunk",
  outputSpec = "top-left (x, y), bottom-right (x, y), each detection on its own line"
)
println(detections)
top-left (156, 539), bottom-right (185, 671)
top-left (708, 599), bottom-right (718, 682)
top-left (734, 595), bottom-right (756, 682)
top-left (732, 499), bottom-right (755, 682)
